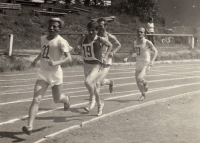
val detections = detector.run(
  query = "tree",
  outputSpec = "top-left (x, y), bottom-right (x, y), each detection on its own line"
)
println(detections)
top-left (111, 0), bottom-right (160, 22)
top-left (84, 0), bottom-right (90, 6)
top-left (127, 0), bottom-right (159, 21)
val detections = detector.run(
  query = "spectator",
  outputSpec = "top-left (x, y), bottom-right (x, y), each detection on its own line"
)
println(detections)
top-left (146, 17), bottom-right (155, 45)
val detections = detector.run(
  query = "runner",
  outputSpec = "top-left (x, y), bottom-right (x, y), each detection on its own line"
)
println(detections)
top-left (124, 27), bottom-right (158, 100)
top-left (74, 21), bottom-right (112, 116)
top-left (96, 17), bottom-right (121, 93)
top-left (22, 18), bottom-right (72, 135)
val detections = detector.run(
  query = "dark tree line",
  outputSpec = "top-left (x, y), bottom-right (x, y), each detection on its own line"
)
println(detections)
top-left (111, 0), bottom-right (162, 22)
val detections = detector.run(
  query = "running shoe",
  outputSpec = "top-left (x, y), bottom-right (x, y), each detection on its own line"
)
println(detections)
top-left (22, 126), bottom-right (32, 135)
top-left (84, 107), bottom-right (90, 112)
top-left (64, 96), bottom-right (70, 111)
top-left (139, 95), bottom-right (146, 101)
top-left (97, 102), bottom-right (104, 116)
top-left (109, 80), bottom-right (114, 93)
top-left (84, 99), bottom-right (96, 112)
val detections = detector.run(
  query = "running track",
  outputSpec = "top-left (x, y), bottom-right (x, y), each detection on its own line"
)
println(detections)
top-left (1, 61), bottom-right (200, 143)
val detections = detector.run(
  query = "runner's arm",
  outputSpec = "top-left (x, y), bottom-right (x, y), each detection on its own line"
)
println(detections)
top-left (108, 34), bottom-right (121, 56)
top-left (31, 53), bottom-right (41, 67)
top-left (49, 52), bottom-right (72, 66)
top-left (148, 41), bottom-right (158, 66)
top-left (100, 37), bottom-right (113, 62)
top-left (124, 46), bottom-right (136, 62)
top-left (74, 36), bottom-right (84, 55)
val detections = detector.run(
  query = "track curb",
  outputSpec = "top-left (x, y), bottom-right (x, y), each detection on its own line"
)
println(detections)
top-left (80, 90), bottom-right (200, 127)
top-left (112, 59), bottom-right (200, 66)
top-left (35, 90), bottom-right (200, 143)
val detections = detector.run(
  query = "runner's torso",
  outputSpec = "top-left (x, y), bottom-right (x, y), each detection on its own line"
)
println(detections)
top-left (40, 35), bottom-right (70, 71)
top-left (134, 39), bottom-right (151, 62)
top-left (82, 35), bottom-right (103, 64)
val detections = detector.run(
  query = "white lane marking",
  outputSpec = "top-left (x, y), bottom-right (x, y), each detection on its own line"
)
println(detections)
top-left (34, 125), bottom-right (81, 143)
top-left (0, 62), bottom-right (199, 78)
top-left (0, 72), bottom-right (197, 93)
top-left (1, 74), bottom-right (200, 105)
top-left (0, 71), bottom-right (134, 82)
top-left (0, 67), bottom-right (132, 78)
top-left (1, 62), bottom-right (200, 83)
top-left (0, 73), bottom-right (174, 90)
top-left (0, 102), bottom-right (88, 126)
top-left (1, 81), bottom-right (200, 127)
top-left (0, 78), bottom-right (36, 82)
top-left (34, 90), bottom-right (200, 143)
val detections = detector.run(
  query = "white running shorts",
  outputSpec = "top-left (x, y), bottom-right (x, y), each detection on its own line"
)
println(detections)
top-left (83, 62), bottom-right (101, 77)
top-left (37, 67), bottom-right (63, 87)
top-left (136, 61), bottom-right (151, 71)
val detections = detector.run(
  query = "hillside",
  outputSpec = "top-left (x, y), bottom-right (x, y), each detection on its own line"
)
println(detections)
top-left (0, 3), bottom-right (146, 52)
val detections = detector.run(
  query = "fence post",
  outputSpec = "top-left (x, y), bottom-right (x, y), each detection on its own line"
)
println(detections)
top-left (8, 34), bottom-right (13, 56)
top-left (191, 36), bottom-right (194, 49)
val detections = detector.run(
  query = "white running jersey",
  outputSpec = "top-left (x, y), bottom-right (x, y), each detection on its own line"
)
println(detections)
top-left (134, 39), bottom-right (152, 62)
top-left (40, 35), bottom-right (71, 71)
top-left (146, 22), bottom-right (154, 33)
top-left (100, 33), bottom-right (109, 55)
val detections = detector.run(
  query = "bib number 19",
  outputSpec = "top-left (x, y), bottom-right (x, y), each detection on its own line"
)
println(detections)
top-left (83, 46), bottom-right (92, 57)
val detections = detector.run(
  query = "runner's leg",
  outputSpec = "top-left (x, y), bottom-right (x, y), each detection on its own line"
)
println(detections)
top-left (52, 84), bottom-right (70, 110)
top-left (135, 66), bottom-right (148, 98)
top-left (84, 65), bottom-right (101, 110)
top-left (28, 80), bottom-right (49, 129)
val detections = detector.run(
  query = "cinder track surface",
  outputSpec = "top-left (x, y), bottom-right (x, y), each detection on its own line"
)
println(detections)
top-left (0, 61), bottom-right (200, 143)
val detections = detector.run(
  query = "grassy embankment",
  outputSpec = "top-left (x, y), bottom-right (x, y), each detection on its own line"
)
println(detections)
top-left (0, 3), bottom-right (200, 72)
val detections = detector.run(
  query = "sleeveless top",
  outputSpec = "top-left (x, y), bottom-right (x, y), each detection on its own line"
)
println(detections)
top-left (100, 33), bottom-right (110, 55)
top-left (40, 35), bottom-right (71, 71)
top-left (146, 22), bottom-right (154, 33)
top-left (134, 39), bottom-right (151, 62)
top-left (82, 35), bottom-right (103, 64)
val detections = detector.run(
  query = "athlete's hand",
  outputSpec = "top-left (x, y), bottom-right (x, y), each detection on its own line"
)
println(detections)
top-left (149, 61), bottom-right (154, 67)
top-left (74, 45), bottom-right (81, 54)
top-left (31, 61), bottom-right (36, 67)
top-left (124, 58), bottom-right (128, 63)
top-left (109, 52), bottom-right (114, 58)
top-left (48, 58), bottom-right (57, 66)
top-left (102, 57), bottom-right (107, 64)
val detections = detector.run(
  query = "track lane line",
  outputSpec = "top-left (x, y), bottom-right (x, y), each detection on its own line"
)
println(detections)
top-left (1, 82), bottom-right (200, 126)
top-left (34, 89), bottom-right (200, 143)
top-left (1, 74), bottom-right (200, 105)
top-left (1, 62), bottom-right (199, 78)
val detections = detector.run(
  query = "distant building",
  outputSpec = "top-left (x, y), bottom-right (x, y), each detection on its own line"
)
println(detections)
top-left (104, 0), bottom-right (111, 6)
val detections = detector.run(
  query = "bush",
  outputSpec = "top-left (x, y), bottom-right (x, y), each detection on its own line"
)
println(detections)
top-left (0, 55), bottom-right (31, 72)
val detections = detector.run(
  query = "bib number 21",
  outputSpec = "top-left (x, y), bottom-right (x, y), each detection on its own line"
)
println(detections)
top-left (42, 45), bottom-right (50, 58)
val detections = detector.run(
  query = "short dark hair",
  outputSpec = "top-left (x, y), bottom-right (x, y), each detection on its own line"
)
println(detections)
top-left (97, 17), bottom-right (107, 26)
top-left (87, 21), bottom-right (99, 30)
top-left (138, 27), bottom-right (146, 33)
top-left (49, 17), bottom-right (64, 28)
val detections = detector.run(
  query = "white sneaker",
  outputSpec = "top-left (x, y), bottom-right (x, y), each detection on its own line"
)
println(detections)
top-left (84, 98), bottom-right (96, 112)
top-left (97, 102), bottom-right (104, 116)
top-left (139, 95), bottom-right (146, 101)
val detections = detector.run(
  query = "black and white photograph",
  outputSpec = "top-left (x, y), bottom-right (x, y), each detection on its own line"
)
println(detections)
top-left (0, 0), bottom-right (200, 142)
